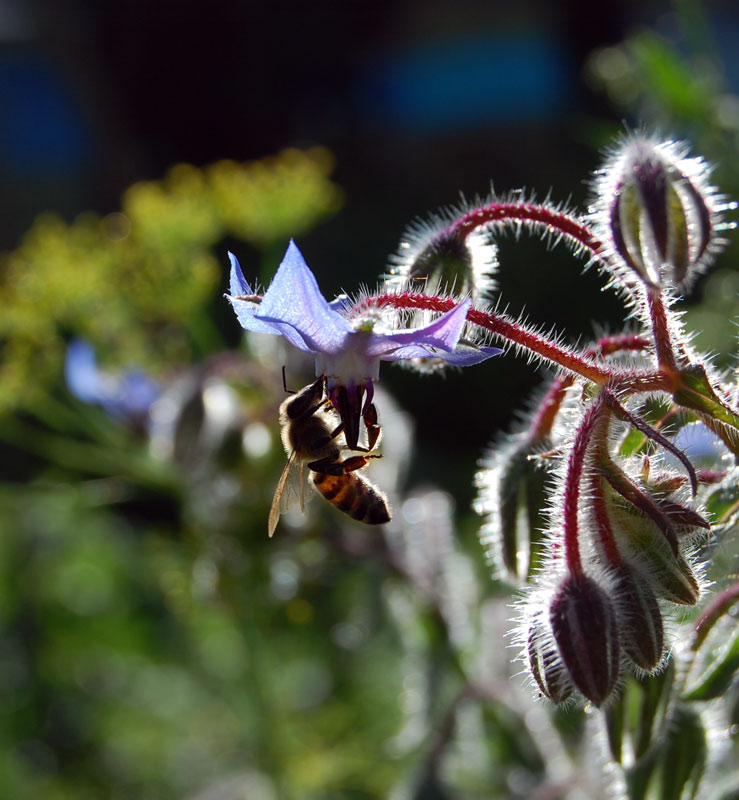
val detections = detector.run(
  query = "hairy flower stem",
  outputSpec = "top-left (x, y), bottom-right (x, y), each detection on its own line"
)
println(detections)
top-left (527, 335), bottom-right (651, 443)
top-left (590, 474), bottom-right (622, 567)
top-left (448, 199), bottom-right (606, 258)
top-left (360, 292), bottom-right (680, 395)
top-left (602, 390), bottom-right (698, 494)
top-left (646, 286), bottom-right (680, 373)
top-left (363, 292), bottom-right (615, 383)
top-left (562, 394), bottom-right (609, 576)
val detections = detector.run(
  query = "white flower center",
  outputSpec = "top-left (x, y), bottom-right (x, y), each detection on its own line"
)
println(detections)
top-left (315, 330), bottom-right (381, 383)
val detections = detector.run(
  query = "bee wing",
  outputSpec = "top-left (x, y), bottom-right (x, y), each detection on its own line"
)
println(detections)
top-left (268, 450), bottom-right (298, 538)
top-left (297, 459), bottom-right (307, 513)
top-left (282, 458), bottom-right (315, 514)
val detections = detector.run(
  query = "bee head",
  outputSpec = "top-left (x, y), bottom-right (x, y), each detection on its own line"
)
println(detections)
top-left (285, 376), bottom-right (325, 420)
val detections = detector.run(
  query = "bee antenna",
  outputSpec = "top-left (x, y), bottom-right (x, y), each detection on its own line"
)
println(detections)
top-left (282, 365), bottom-right (295, 394)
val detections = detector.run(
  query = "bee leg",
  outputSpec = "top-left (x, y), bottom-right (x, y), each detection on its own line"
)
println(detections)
top-left (328, 420), bottom-right (344, 440)
top-left (342, 454), bottom-right (382, 473)
top-left (306, 456), bottom-right (346, 476)
top-left (353, 403), bottom-right (381, 453)
top-left (310, 420), bottom-right (345, 452)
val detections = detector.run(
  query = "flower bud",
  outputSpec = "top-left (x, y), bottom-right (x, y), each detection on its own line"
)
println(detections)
top-left (593, 135), bottom-right (722, 291)
top-left (385, 216), bottom-right (498, 300)
top-left (549, 574), bottom-right (621, 706)
top-left (527, 616), bottom-right (574, 704)
top-left (612, 565), bottom-right (664, 672)
top-left (475, 434), bottom-right (548, 582)
top-left (623, 525), bottom-right (700, 605)
top-left (381, 219), bottom-right (499, 375)
top-left (604, 482), bottom-right (702, 605)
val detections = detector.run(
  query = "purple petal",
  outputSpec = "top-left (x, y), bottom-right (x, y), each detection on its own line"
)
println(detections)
top-left (119, 372), bottom-right (160, 415)
top-left (383, 344), bottom-right (502, 365)
top-left (366, 299), bottom-right (472, 357)
top-left (227, 250), bottom-right (314, 350)
top-left (228, 252), bottom-right (253, 296)
top-left (255, 240), bottom-right (351, 354)
top-left (434, 345), bottom-right (502, 365)
top-left (228, 296), bottom-right (313, 350)
top-left (65, 339), bottom-right (105, 404)
top-left (65, 339), bottom-right (159, 420)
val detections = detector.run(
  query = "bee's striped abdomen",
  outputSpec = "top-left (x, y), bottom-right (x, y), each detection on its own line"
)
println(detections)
top-left (313, 472), bottom-right (391, 525)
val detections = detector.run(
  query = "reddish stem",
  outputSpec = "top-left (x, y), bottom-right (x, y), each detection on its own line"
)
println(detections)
top-left (449, 200), bottom-right (607, 260)
top-left (362, 292), bottom-right (615, 383)
top-left (590, 474), bottom-right (622, 566)
top-left (562, 394), bottom-right (608, 575)
top-left (358, 291), bottom-right (676, 394)
top-left (603, 390), bottom-right (698, 495)
top-left (646, 286), bottom-right (679, 373)
top-left (527, 334), bottom-right (651, 443)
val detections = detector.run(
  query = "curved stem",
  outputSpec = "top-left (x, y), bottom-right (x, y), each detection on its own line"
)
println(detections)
top-left (358, 291), bottom-right (678, 393)
top-left (590, 473), bottom-right (622, 567)
top-left (603, 390), bottom-right (698, 495)
top-left (449, 199), bottom-right (606, 261)
top-left (562, 394), bottom-right (609, 575)
top-left (363, 292), bottom-right (615, 382)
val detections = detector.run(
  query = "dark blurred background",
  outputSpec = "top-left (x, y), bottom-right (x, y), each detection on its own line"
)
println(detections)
top-left (1, 0), bottom-right (627, 240)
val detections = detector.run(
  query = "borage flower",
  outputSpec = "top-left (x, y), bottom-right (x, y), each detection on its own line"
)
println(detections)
top-left (227, 240), bottom-right (500, 448)
top-left (65, 339), bottom-right (159, 429)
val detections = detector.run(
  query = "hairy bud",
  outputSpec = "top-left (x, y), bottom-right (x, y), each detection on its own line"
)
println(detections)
top-left (381, 216), bottom-right (499, 375)
top-left (385, 215), bottom-right (498, 300)
top-left (592, 134), bottom-right (724, 291)
top-left (527, 616), bottom-right (574, 704)
top-left (612, 564), bottom-right (665, 672)
top-left (476, 434), bottom-right (548, 582)
top-left (623, 525), bottom-right (701, 606)
top-left (549, 574), bottom-right (621, 706)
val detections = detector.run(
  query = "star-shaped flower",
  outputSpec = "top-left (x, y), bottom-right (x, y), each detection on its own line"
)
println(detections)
top-left (227, 240), bottom-right (500, 447)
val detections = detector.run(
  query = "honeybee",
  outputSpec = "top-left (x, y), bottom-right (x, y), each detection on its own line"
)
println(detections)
top-left (268, 376), bottom-right (391, 536)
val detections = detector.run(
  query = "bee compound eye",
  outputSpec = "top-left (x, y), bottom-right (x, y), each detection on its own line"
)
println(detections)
top-left (286, 379), bottom-right (324, 419)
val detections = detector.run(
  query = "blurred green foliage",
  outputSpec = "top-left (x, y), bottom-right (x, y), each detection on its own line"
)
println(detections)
top-left (0, 147), bottom-right (341, 413)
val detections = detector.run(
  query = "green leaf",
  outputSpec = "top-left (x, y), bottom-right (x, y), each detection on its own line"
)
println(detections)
top-left (498, 451), bottom-right (527, 577)
top-left (704, 479), bottom-right (739, 530)
top-left (634, 664), bottom-right (674, 760)
top-left (683, 626), bottom-right (739, 701)
top-left (658, 706), bottom-right (706, 800)
top-left (674, 366), bottom-right (739, 454)
top-left (604, 693), bottom-right (625, 763)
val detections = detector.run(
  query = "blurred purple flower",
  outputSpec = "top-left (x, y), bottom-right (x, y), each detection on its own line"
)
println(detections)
top-left (227, 240), bottom-right (500, 446)
top-left (65, 339), bottom-right (159, 423)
